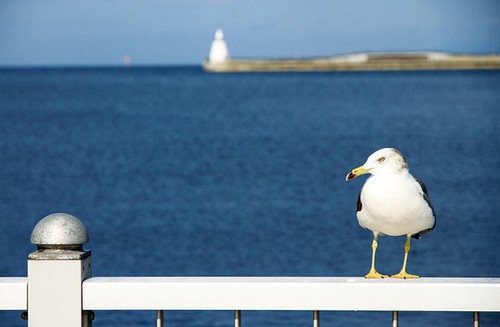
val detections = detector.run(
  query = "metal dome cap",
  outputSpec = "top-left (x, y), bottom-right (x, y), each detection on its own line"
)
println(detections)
top-left (31, 213), bottom-right (89, 249)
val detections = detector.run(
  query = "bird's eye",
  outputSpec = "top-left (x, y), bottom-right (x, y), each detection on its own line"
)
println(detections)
top-left (378, 157), bottom-right (385, 163)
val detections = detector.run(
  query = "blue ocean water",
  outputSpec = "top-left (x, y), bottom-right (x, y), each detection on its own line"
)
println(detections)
top-left (0, 67), bottom-right (499, 326)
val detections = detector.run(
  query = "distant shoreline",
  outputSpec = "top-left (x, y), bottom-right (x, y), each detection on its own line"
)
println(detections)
top-left (203, 52), bottom-right (500, 73)
top-left (0, 65), bottom-right (202, 71)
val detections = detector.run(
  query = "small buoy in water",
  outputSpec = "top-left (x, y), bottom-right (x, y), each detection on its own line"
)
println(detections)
top-left (123, 55), bottom-right (132, 67)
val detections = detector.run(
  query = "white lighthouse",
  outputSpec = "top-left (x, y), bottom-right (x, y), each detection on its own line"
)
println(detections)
top-left (208, 29), bottom-right (230, 63)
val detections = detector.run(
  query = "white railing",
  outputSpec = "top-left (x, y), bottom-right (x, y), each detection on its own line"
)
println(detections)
top-left (1, 276), bottom-right (499, 326)
top-left (0, 277), bottom-right (27, 310)
top-left (82, 276), bottom-right (500, 311)
top-left (1, 213), bottom-right (499, 326)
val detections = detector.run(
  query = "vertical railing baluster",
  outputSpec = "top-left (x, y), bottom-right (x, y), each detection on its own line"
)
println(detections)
top-left (234, 310), bottom-right (241, 327)
top-left (313, 310), bottom-right (320, 327)
top-left (473, 312), bottom-right (480, 327)
top-left (157, 310), bottom-right (164, 327)
top-left (392, 311), bottom-right (398, 327)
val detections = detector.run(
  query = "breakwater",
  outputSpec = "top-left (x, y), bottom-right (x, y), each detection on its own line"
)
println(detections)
top-left (203, 53), bottom-right (500, 72)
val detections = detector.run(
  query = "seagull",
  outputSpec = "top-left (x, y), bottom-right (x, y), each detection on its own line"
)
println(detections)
top-left (346, 148), bottom-right (435, 279)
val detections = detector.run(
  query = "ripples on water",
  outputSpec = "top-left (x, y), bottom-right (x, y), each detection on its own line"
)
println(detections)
top-left (0, 67), bottom-right (498, 326)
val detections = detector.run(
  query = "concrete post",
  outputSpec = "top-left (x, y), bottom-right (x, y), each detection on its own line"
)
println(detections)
top-left (27, 213), bottom-right (92, 327)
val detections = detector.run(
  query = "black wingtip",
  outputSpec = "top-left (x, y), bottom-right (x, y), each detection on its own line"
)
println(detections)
top-left (356, 192), bottom-right (362, 212)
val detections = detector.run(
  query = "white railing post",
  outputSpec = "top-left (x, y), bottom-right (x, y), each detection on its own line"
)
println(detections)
top-left (27, 213), bottom-right (92, 327)
top-left (234, 310), bottom-right (241, 327)
top-left (392, 311), bottom-right (398, 327)
top-left (313, 310), bottom-right (320, 327)
top-left (156, 310), bottom-right (164, 327)
top-left (473, 311), bottom-right (479, 327)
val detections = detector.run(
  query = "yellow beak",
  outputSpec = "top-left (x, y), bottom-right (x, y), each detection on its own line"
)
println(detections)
top-left (345, 165), bottom-right (370, 181)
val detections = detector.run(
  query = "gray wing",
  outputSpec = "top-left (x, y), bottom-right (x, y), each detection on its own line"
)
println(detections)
top-left (412, 177), bottom-right (436, 239)
top-left (415, 178), bottom-right (435, 219)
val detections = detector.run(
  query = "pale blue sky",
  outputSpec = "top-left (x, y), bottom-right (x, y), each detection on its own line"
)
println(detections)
top-left (1, 0), bottom-right (499, 66)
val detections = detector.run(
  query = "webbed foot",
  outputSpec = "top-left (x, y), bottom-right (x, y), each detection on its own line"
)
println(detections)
top-left (391, 271), bottom-right (419, 279)
top-left (365, 269), bottom-right (389, 279)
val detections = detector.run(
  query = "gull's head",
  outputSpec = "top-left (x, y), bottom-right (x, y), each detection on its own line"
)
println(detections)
top-left (346, 148), bottom-right (408, 181)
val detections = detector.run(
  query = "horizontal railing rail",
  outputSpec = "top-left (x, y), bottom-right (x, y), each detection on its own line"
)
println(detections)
top-left (0, 277), bottom-right (27, 310)
top-left (81, 276), bottom-right (500, 312)
top-left (2, 277), bottom-right (499, 312)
